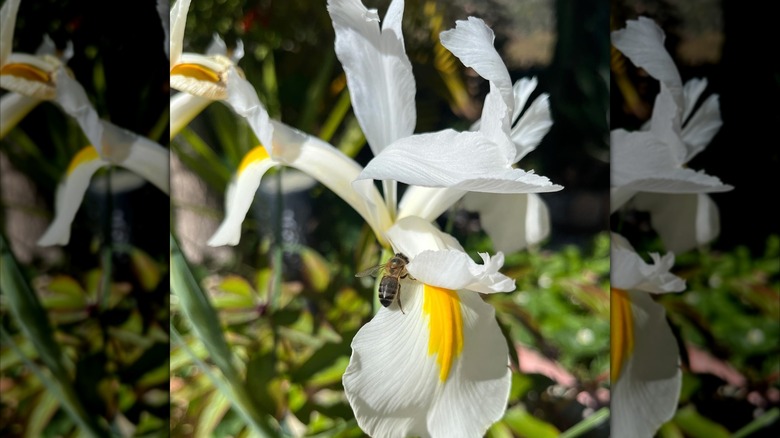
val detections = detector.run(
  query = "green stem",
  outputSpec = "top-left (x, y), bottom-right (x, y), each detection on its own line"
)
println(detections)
top-left (270, 168), bottom-right (284, 312)
top-left (559, 407), bottom-right (610, 438)
top-left (732, 407), bottom-right (779, 438)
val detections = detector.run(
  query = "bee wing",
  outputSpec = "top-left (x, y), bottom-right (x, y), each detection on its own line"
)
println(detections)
top-left (355, 264), bottom-right (385, 278)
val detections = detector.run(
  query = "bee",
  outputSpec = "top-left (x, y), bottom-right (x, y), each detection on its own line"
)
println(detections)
top-left (355, 253), bottom-right (411, 313)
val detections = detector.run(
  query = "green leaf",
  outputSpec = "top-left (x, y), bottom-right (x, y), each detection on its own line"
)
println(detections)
top-left (502, 406), bottom-right (561, 438)
top-left (196, 391), bottom-right (232, 438)
top-left (672, 405), bottom-right (731, 438)
top-left (24, 390), bottom-right (61, 438)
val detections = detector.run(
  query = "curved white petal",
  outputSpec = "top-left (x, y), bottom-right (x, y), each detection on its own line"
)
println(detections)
top-left (0, 0), bottom-right (20, 67)
top-left (208, 147), bottom-right (278, 246)
top-left (385, 216), bottom-right (464, 259)
top-left (511, 94), bottom-right (552, 163)
top-left (359, 129), bottom-right (561, 194)
top-left (327, 0), bottom-right (416, 155)
top-left (169, 0), bottom-right (191, 68)
top-left (344, 282), bottom-right (510, 437)
top-left (611, 16), bottom-right (683, 107)
top-left (38, 147), bottom-right (108, 246)
top-left (271, 121), bottom-right (392, 244)
top-left (681, 93), bottom-right (721, 160)
top-left (610, 233), bottom-right (685, 294)
top-left (510, 77), bottom-right (538, 124)
top-left (170, 92), bottom-right (212, 140)
top-left (53, 67), bottom-right (170, 194)
top-left (632, 193), bottom-right (721, 254)
top-left (610, 186), bottom-right (639, 214)
top-left (611, 128), bottom-right (731, 193)
top-left (397, 186), bottom-right (466, 222)
top-left (611, 289), bottom-right (681, 438)
top-left (462, 192), bottom-right (550, 253)
top-left (407, 250), bottom-right (515, 294)
top-left (222, 67), bottom-right (273, 152)
top-left (0, 92), bottom-right (41, 139)
top-left (440, 17), bottom-right (513, 110)
top-left (647, 85), bottom-right (687, 166)
top-left (681, 78), bottom-right (708, 124)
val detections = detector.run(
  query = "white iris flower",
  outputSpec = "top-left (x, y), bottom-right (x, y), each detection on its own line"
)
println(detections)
top-left (610, 232), bottom-right (686, 438)
top-left (610, 17), bottom-right (733, 253)
top-left (197, 0), bottom-right (563, 435)
top-left (0, 0), bottom-right (169, 246)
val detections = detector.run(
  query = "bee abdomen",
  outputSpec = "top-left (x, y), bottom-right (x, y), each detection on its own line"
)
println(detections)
top-left (378, 278), bottom-right (399, 307)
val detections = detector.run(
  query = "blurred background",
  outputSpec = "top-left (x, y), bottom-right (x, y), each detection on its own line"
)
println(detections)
top-left (170, 0), bottom-right (610, 437)
top-left (611, 0), bottom-right (780, 436)
top-left (1, 0), bottom-right (170, 436)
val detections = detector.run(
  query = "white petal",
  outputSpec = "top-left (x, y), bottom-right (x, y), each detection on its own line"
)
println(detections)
top-left (647, 85), bottom-right (686, 166)
top-left (208, 147), bottom-right (278, 246)
top-left (1, 53), bottom-right (61, 100)
top-left (169, 0), bottom-right (191, 68)
top-left (440, 17), bottom-right (513, 111)
top-left (385, 216), bottom-right (464, 259)
top-left (611, 16), bottom-right (683, 106)
top-left (116, 133), bottom-right (170, 194)
top-left (53, 68), bottom-right (104, 152)
top-left (462, 192), bottom-right (550, 253)
top-left (611, 128), bottom-right (731, 193)
top-left (0, 92), bottom-right (41, 139)
top-left (38, 147), bottom-right (108, 246)
top-left (610, 186), bottom-right (638, 214)
top-left (633, 193), bottom-right (722, 253)
top-left (359, 129), bottom-right (561, 194)
top-left (344, 282), bottom-right (510, 437)
top-left (611, 290), bottom-right (681, 438)
top-left (397, 186), bottom-right (466, 222)
top-left (610, 233), bottom-right (685, 294)
top-left (478, 83), bottom-right (516, 163)
top-left (222, 67), bottom-right (273, 152)
top-left (0, 0), bottom-right (19, 67)
top-left (510, 94), bottom-right (552, 162)
top-left (271, 121), bottom-right (392, 244)
top-left (407, 250), bottom-right (515, 294)
top-left (681, 93), bottom-right (722, 160)
top-left (170, 92), bottom-right (212, 140)
top-left (681, 78), bottom-right (708, 124)
top-left (0, 0), bottom-right (20, 67)
top-left (510, 77), bottom-right (538, 124)
top-left (327, 0), bottom-right (416, 154)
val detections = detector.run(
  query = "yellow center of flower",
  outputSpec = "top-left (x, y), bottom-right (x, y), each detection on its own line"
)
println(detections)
top-left (423, 284), bottom-right (464, 382)
top-left (238, 146), bottom-right (270, 174)
top-left (66, 146), bottom-right (100, 175)
top-left (0, 63), bottom-right (50, 83)
top-left (610, 288), bottom-right (634, 382)
top-left (170, 63), bottom-right (221, 83)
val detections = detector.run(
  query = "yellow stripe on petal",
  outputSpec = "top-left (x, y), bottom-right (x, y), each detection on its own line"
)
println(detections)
top-left (66, 146), bottom-right (100, 175)
top-left (170, 63), bottom-right (221, 83)
top-left (423, 284), bottom-right (464, 382)
top-left (238, 146), bottom-right (270, 175)
top-left (611, 288), bottom-right (635, 382)
top-left (0, 63), bottom-right (51, 83)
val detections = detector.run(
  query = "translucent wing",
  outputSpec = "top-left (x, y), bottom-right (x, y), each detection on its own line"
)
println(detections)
top-left (355, 264), bottom-right (385, 278)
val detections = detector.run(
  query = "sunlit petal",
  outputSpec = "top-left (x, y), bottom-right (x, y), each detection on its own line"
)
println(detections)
top-left (327, 0), bottom-right (416, 155)
top-left (397, 186), bottom-right (466, 222)
top-left (208, 146), bottom-right (278, 246)
top-left (611, 128), bottom-right (731, 193)
top-left (344, 281), bottom-right (510, 437)
top-left (611, 289), bottom-right (681, 438)
top-left (462, 192), bottom-right (550, 253)
top-left (681, 93), bottom-right (721, 160)
top-left (38, 146), bottom-right (108, 246)
top-left (54, 67), bottom-right (170, 194)
top-left (0, 91), bottom-right (41, 139)
top-left (222, 67), bottom-right (273, 152)
top-left (407, 250), bottom-right (515, 294)
top-left (0, 0), bottom-right (20, 67)
top-left (610, 233), bottom-right (685, 294)
top-left (385, 216), bottom-right (464, 258)
top-left (633, 193), bottom-right (721, 253)
top-left (511, 94), bottom-right (552, 162)
top-left (611, 16), bottom-right (683, 106)
top-left (359, 129), bottom-right (560, 194)
top-left (169, 0), bottom-right (191, 68)
top-left (170, 92), bottom-right (212, 140)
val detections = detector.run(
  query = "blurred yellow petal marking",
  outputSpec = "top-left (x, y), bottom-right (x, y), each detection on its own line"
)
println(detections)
top-left (611, 288), bottom-right (634, 382)
top-left (238, 146), bottom-right (270, 174)
top-left (423, 284), bottom-right (463, 382)
top-left (66, 146), bottom-right (100, 175)
top-left (170, 63), bottom-right (220, 83)
top-left (0, 63), bottom-right (50, 83)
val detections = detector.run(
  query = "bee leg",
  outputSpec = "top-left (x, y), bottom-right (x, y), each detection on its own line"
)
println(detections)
top-left (398, 294), bottom-right (405, 314)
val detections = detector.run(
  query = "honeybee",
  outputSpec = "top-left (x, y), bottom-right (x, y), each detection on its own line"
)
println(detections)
top-left (355, 253), bottom-right (411, 313)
